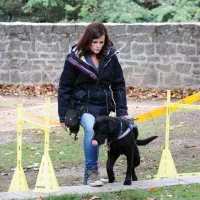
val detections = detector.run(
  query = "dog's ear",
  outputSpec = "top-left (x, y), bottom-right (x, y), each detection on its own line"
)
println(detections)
top-left (108, 120), bottom-right (116, 133)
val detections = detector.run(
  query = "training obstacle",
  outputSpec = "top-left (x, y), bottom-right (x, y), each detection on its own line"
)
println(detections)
top-left (9, 97), bottom-right (59, 193)
top-left (6, 90), bottom-right (200, 192)
top-left (155, 90), bottom-right (200, 179)
top-left (134, 91), bottom-right (200, 123)
top-left (8, 104), bottom-right (29, 192)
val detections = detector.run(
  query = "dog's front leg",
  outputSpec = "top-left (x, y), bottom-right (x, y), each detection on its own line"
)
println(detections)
top-left (132, 145), bottom-right (140, 181)
top-left (107, 152), bottom-right (119, 183)
top-left (124, 153), bottom-right (133, 185)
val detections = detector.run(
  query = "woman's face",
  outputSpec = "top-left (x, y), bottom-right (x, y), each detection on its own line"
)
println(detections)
top-left (89, 34), bottom-right (105, 54)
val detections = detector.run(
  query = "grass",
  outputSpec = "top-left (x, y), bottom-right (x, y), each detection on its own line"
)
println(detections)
top-left (24, 184), bottom-right (200, 200)
top-left (0, 127), bottom-right (132, 173)
top-left (0, 128), bottom-right (113, 173)
top-left (0, 129), bottom-right (85, 172)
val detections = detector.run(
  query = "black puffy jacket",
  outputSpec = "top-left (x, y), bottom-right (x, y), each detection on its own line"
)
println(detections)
top-left (58, 44), bottom-right (128, 123)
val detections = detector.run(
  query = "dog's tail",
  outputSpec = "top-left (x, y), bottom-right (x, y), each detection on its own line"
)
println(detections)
top-left (136, 136), bottom-right (158, 146)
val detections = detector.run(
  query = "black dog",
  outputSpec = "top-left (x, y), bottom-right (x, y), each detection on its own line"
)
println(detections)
top-left (92, 116), bottom-right (157, 185)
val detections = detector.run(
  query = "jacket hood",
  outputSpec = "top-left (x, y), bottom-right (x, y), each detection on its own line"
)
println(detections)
top-left (66, 42), bottom-right (119, 81)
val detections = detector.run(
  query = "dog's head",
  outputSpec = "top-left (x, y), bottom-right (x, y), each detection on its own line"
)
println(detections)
top-left (92, 116), bottom-right (121, 146)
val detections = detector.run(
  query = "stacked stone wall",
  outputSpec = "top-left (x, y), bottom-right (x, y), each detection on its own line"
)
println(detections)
top-left (0, 22), bottom-right (200, 89)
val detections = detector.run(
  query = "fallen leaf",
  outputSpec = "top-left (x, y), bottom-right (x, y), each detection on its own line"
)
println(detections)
top-left (150, 187), bottom-right (158, 192)
top-left (89, 196), bottom-right (101, 200)
top-left (1, 84), bottom-right (200, 99)
top-left (35, 130), bottom-right (43, 135)
top-left (167, 194), bottom-right (174, 198)
top-left (1, 173), bottom-right (9, 176)
top-left (146, 175), bottom-right (152, 179)
top-left (176, 124), bottom-right (182, 127)
top-left (140, 157), bottom-right (145, 162)
top-left (36, 196), bottom-right (44, 200)
top-left (5, 151), bottom-right (14, 155)
top-left (184, 144), bottom-right (197, 148)
top-left (25, 163), bottom-right (39, 169)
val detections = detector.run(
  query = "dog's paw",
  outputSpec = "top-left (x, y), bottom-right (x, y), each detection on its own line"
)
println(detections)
top-left (132, 176), bottom-right (138, 181)
top-left (108, 177), bottom-right (115, 183)
top-left (123, 180), bottom-right (132, 185)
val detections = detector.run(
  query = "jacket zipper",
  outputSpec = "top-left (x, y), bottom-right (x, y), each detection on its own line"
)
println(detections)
top-left (78, 50), bottom-right (119, 77)
top-left (99, 51), bottom-right (119, 77)
top-left (85, 60), bottom-right (98, 72)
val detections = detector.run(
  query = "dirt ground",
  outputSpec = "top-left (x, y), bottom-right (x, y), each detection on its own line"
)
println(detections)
top-left (0, 95), bottom-right (200, 192)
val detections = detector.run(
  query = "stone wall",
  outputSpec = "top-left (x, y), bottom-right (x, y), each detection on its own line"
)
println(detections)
top-left (0, 22), bottom-right (200, 89)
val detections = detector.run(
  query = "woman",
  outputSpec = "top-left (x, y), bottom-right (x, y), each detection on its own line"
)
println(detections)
top-left (58, 21), bottom-right (129, 187)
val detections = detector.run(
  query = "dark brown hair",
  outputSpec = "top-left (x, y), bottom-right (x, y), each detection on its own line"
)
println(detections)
top-left (77, 21), bottom-right (110, 59)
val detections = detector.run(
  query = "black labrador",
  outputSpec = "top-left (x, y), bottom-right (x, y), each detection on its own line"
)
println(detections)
top-left (92, 116), bottom-right (157, 185)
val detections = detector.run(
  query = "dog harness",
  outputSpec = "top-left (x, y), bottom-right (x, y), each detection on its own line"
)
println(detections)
top-left (117, 119), bottom-right (137, 140)
top-left (107, 118), bottom-right (137, 151)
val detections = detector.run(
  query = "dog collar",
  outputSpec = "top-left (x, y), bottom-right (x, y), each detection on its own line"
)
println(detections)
top-left (117, 119), bottom-right (137, 140)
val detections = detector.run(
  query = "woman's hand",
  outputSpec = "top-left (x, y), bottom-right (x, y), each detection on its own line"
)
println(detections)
top-left (120, 115), bottom-right (130, 119)
top-left (61, 123), bottom-right (68, 131)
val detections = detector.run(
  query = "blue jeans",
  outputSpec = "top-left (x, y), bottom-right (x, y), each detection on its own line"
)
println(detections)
top-left (80, 113), bottom-right (99, 184)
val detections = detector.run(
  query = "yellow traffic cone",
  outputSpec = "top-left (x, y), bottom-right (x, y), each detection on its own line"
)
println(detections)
top-left (9, 166), bottom-right (29, 192)
top-left (34, 154), bottom-right (59, 193)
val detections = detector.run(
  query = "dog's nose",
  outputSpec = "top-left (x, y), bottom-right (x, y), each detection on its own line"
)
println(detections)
top-left (92, 140), bottom-right (98, 147)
